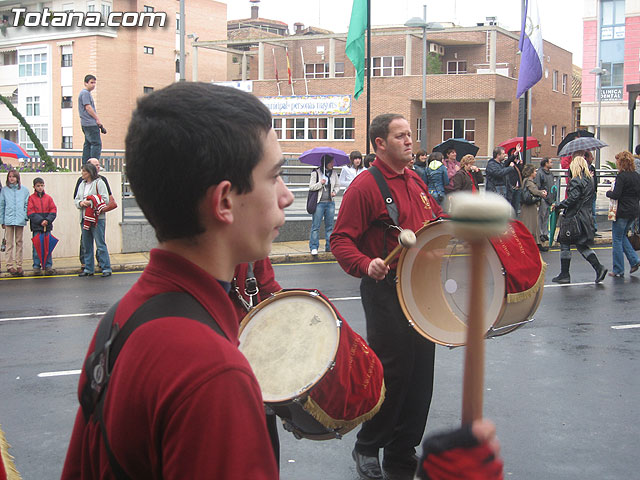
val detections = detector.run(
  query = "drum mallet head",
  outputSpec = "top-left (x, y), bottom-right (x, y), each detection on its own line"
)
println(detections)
top-left (448, 192), bottom-right (513, 240)
top-left (383, 229), bottom-right (416, 265)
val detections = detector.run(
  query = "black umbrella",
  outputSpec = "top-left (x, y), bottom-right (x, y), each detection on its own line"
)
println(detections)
top-left (432, 138), bottom-right (479, 159)
top-left (556, 129), bottom-right (594, 155)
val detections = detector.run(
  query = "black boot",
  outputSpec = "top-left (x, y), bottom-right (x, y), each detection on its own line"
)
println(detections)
top-left (586, 253), bottom-right (607, 283)
top-left (552, 258), bottom-right (571, 284)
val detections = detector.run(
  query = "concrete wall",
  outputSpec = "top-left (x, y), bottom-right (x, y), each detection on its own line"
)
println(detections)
top-left (4, 172), bottom-right (122, 262)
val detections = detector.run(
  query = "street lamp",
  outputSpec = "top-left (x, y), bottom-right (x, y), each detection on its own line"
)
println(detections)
top-left (590, 66), bottom-right (607, 169)
top-left (405, 6), bottom-right (444, 151)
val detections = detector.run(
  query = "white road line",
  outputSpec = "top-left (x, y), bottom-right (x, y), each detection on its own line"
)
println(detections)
top-left (38, 369), bottom-right (82, 378)
top-left (0, 312), bottom-right (104, 323)
top-left (543, 282), bottom-right (595, 288)
top-left (611, 324), bottom-right (640, 330)
top-left (330, 296), bottom-right (361, 301)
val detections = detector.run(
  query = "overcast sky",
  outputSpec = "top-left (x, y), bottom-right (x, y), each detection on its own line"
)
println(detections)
top-left (223, 0), bottom-right (585, 67)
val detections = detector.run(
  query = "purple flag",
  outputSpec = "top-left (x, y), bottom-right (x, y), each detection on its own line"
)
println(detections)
top-left (516, 0), bottom-right (544, 98)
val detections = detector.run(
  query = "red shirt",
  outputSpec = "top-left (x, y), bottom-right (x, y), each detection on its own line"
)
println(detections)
top-left (331, 158), bottom-right (442, 277)
top-left (231, 258), bottom-right (282, 321)
top-left (61, 249), bottom-right (279, 480)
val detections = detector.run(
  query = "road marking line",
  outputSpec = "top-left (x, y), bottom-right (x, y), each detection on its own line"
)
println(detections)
top-left (330, 296), bottom-right (361, 301)
top-left (38, 369), bottom-right (81, 378)
top-left (0, 312), bottom-right (104, 323)
top-left (543, 282), bottom-right (595, 288)
top-left (611, 324), bottom-right (640, 330)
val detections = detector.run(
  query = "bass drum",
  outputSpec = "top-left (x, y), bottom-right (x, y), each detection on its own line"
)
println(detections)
top-left (396, 220), bottom-right (543, 347)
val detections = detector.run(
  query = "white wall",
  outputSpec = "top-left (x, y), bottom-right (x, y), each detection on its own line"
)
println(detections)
top-left (5, 172), bottom-right (122, 263)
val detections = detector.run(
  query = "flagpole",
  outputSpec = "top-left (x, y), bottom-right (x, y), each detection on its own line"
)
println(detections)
top-left (300, 46), bottom-right (309, 95)
top-left (366, 0), bottom-right (371, 155)
top-left (522, 92), bottom-right (527, 164)
top-left (272, 48), bottom-right (281, 96)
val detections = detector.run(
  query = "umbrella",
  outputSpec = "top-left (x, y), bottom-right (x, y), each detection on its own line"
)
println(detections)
top-left (556, 129), bottom-right (593, 155)
top-left (558, 137), bottom-right (608, 157)
top-left (32, 229), bottom-right (59, 268)
top-left (432, 138), bottom-right (479, 159)
top-left (298, 147), bottom-right (349, 167)
top-left (499, 136), bottom-right (540, 153)
top-left (549, 199), bottom-right (559, 247)
top-left (0, 138), bottom-right (30, 159)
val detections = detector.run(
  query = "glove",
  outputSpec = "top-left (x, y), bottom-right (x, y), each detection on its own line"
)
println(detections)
top-left (416, 424), bottom-right (503, 480)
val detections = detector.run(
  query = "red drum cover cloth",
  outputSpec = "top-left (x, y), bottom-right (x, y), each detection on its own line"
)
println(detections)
top-left (304, 291), bottom-right (385, 430)
top-left (489, 220), bottom-right (545, 302)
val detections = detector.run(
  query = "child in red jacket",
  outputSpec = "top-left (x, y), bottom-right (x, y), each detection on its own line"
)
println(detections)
top-left (27, 177), bottom-right (57, 275)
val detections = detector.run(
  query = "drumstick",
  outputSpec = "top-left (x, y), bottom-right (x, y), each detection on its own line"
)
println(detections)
top-left (383, 229), bottom-right (416, 265)
top-left (448, 192), bottom-right (513, 425)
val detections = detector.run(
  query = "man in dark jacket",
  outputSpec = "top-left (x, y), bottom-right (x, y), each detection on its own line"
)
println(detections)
top-left (505, 144), bottom-right (524, 215)
top-left (485, 146), bottom-right (516, 199)
top-left (535, 158), bottom-right (555, 242)
top-left (27, 177), bottom-right (57, 274)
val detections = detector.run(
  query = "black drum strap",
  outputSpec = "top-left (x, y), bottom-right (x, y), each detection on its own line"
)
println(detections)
top-left (368, 166), bottom-right (399, 226)
top-left (80, 292), bottom-right (227, 479)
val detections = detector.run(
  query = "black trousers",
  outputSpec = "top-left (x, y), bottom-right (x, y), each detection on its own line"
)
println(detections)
top-left (355, 275), bottom-right (436, 462)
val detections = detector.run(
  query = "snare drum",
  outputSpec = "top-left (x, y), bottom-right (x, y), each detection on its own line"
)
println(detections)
top-left (238, 289), bottom-right (385, 440)
top-left (397, 219), bottom-right (545, 346)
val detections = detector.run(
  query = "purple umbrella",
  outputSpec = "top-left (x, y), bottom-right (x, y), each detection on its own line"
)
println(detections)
top-left (299, 147), bottom-right (349, 167)
top-left (0, 138), bottom-right (30, 159)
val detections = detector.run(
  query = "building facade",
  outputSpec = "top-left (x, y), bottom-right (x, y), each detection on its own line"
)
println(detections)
top-left (198, 6), bottom-right (574, 159)
top-left (0, 0), bottom-right (227, 159)
top-left (581, 0), bottom-right (640, 157)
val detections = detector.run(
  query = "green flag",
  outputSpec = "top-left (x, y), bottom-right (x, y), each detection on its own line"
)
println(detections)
top-left (345, 0), bottom-right (367, 99)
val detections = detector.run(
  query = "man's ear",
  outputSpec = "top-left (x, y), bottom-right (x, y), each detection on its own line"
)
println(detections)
top-left (375, 137), bottom-right (385, 152)
top-left (205, 181), bottom-right (234, 225)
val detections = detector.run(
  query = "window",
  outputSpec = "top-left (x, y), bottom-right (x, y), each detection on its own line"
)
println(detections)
top-left (176, 14), bottom-right (180, 32)
top-left (2, 51), bottom-right (17, 65)
top-left (417, 118), bottom-right (423, 143)
top-left (101, 4), bottom-right (112, 18)
top-left (561, 126), bottom-right (567, 141)
top-left (143, 86), bottom-right (154, 94)
top-left (562, 73), bottom-right (568, 94)
top-left (87, 3), bottom-right (96, 12)
top-left (304, 62), bottom-right (345, 79)
top-left (62, 136), bottom-right (73, 149)
top-left (551, 125), bottom-right (557, 146)
top-left (62, 3), bottom-right (74, 12)
top-left (18, 53), bottom-right (47, 77)
top-left (442, 119), bottom-right (475, 142)
top-left (144, 5), bottom-right (155, 12)
top-left (370, 56), bottom-right (404, 77)
top-left (272, 117), bottom-right (354, 141)
top-left (25, 96), bottom-right (40, 117)
top-left (601, 62), bottom-right (624, 87)
top-left (447, 61), bottom-right (467, 74)
top-left (143, 46), bottom-right (154, 55)
top-left (175, 58), bottom-right (180, 73)
top-left (61, 53), bottom-right (72, 67)
top-left (61, 96), bottom-right (73, 108)
top-left (334, 117), bottom-right (354, 140)
top-left (19, 124), bottom-right (48, 150)
top-left (552, 70), bottom-right (558, 91)
top-left (601, 0), bottom-right (625, 40)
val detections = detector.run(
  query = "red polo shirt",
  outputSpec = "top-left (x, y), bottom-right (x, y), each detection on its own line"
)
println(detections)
top-left (331, 158), bottom-right (442, 277)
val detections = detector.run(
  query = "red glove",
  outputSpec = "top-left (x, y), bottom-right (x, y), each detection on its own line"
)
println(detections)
top-left (416, 424), bottom-right (503, 480)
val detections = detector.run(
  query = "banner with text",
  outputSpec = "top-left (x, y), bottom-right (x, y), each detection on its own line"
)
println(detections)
top-left (261, 95), bottom-right (352, 116)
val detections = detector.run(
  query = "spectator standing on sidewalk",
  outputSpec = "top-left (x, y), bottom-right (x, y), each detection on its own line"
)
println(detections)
top-left (535, 157), bottom-right (555, 244)
top-left (308, 154), bottom-right (339, 255)
top-left (78, 74), bottom-right (106, 163)
top-left (27, 177), bottom-right (57, 275)
top-left (0, 169), bottom-right (29, 276)
top-left (485, 146), bottom-right (516, 199)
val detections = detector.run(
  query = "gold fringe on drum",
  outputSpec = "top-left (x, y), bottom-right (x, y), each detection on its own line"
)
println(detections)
top-left (0, 424), bottom-right (22, 480)
top-left (302, 381), bottom-right (386, 435)
top-left (506, 261), bottom-right (547, 304)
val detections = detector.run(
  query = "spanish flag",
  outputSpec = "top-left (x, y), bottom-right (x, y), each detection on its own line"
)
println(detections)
top-left (286, 47), bottom-right (292, 85)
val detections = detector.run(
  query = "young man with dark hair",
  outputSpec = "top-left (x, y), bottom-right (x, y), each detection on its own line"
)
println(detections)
top-left (485, 146), bottom-right (516, 199)
top-left (78, 74), bottom-right (105, 163)
top-left (62, 82), bottom-right (293, 478)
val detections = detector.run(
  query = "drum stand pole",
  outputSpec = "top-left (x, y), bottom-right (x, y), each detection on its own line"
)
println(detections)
top-left (461, 241), bottom-right (486, 425)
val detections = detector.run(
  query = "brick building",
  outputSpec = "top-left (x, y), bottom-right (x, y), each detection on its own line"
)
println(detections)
top-left (0, 0), bottom-right (227, 158)
top-left (581, 0), bottom-right (640, 157)
top-left (196, 5), bottom-right (574, 158)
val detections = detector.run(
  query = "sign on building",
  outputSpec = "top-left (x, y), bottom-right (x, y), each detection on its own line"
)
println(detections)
top-left (260, 95), bottom-right (351, 116)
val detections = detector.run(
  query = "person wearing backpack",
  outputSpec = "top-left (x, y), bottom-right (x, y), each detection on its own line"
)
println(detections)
top-left (425, 151), bottom-right (449, 205)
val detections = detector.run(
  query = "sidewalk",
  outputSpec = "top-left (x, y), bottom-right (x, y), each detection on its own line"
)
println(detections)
top-left (0, 231), bottom-right (614, 278)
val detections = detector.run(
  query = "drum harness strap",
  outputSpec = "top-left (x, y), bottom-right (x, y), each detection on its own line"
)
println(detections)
top-left (232, 262), bottom-right (259, 312)
top-left (79, 292), bottom-right (227, 480)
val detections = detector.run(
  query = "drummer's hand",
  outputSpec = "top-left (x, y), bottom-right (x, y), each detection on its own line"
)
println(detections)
top-left (472, 419), bottom-right (501, 457)
top-left (367, 258), bottom-right (389, 281)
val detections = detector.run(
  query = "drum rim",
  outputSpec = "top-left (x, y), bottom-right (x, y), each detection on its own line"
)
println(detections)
top-left (396, 220), bottom-right (506, 346)
top-left (238, 289), bottom-right (341, 404)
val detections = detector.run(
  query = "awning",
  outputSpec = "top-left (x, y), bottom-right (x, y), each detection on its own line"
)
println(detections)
top-left (0, 125), bottom-right (19, 132)
top-left (0, 85), bottom-right (17, 96)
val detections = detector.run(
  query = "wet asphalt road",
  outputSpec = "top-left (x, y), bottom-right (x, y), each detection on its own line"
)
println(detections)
top-left (1, 245), bottom-right (639, 480)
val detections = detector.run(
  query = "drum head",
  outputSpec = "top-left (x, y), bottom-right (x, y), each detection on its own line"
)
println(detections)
top-left (397, 221), bottom-right (505, 346)
top-left (238, 291), bottom-right (340, 403)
